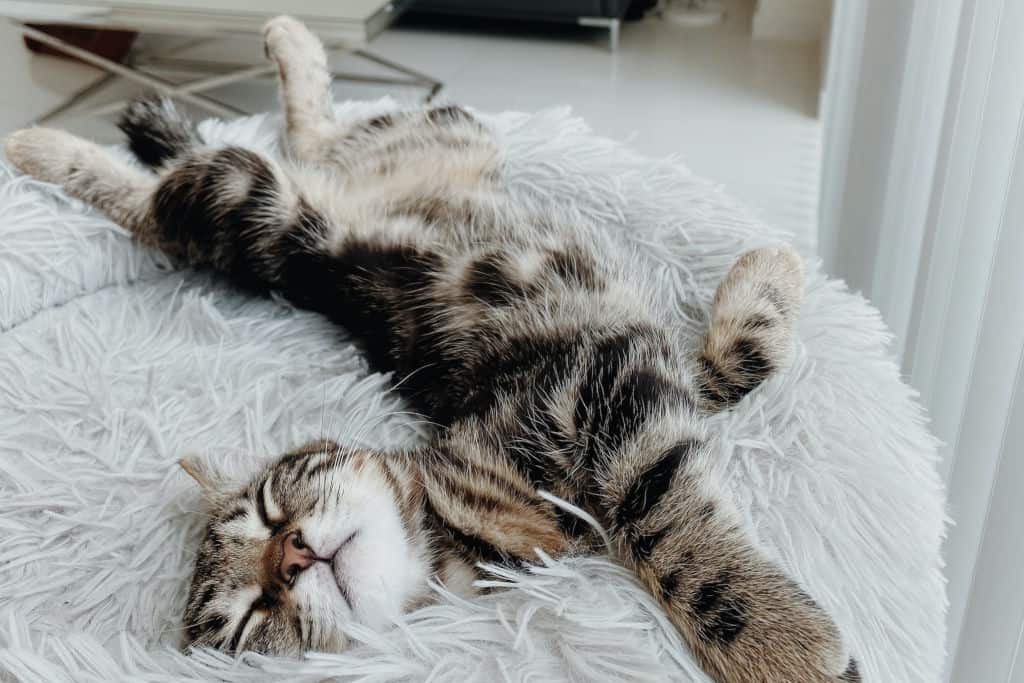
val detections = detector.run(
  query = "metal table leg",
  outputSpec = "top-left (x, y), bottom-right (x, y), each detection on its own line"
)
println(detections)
top-left (16, 22), bottom-right (244, 120)
top-left (350, 49), bottom-right (444, 101)
top-left (85, 62), bottom-right (278, 118)
top-left (13, 21), bottom-right (446, 126)
top-left (34, 71), bottom-right (117, 124)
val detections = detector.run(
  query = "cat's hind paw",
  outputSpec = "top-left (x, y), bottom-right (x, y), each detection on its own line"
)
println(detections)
top-left (698, 244), bottom-right (804, 411)
top-left (262, 15), bottom-right (327, 70)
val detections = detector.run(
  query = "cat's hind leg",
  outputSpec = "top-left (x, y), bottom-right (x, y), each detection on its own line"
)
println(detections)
top-left (263, 15), bottom-right (338, 162)
top-left (697, 245), bottom-right (804, 412)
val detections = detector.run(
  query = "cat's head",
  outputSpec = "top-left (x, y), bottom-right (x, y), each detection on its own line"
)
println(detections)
top-left (180, 441), bottom-right (432, 654)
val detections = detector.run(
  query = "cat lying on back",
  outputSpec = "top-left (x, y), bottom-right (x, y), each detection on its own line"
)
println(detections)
top-left (5, 15), bottom-right (859, 682)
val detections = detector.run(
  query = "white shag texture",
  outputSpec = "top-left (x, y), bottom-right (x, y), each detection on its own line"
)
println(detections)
top-left (0, 101), bottom-right (947, 683)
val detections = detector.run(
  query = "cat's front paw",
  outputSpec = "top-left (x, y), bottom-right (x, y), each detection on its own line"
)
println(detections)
top-left (5, 127), bottom-right (85, 184)
top-left (262, 15), bottom-right (326, 70)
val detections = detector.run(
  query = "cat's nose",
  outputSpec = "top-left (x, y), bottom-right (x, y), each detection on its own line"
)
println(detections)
top-left (281, 531), bottom-right (316, 583)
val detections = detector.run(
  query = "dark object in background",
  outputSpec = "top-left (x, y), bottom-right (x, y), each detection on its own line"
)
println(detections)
top-left (625, 0), bottom-right (658, 20)
top-left (24, 25), bottom-right (137, 64)
top-left (409, 0), bottom-right (632, 24)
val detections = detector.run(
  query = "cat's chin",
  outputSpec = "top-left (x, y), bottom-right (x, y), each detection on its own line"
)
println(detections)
top-left (307, 513), bottom-right (427, 631)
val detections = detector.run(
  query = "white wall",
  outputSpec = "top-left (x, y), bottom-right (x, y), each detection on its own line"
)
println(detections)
top-left (753, 0), bottom-right (831, 43)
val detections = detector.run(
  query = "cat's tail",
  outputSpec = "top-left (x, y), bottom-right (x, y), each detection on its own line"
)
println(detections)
top-left (117, 94), bottom-right (200, 169)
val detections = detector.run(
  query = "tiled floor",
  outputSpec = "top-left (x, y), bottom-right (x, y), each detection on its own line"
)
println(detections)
top-left (0, 0), bottom-right (823, 249)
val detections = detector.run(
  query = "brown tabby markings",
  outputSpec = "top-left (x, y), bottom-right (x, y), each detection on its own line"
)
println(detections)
top-left (4, 15), bottom-right (857, 683)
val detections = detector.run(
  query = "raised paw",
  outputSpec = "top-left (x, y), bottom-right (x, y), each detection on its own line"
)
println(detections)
top-left (716, 245), bottom-right (803, 323)
top-left (698, 244), bottom-right (804, 411)
top-left (262, 15), bottom-right (327, 71)
top-left (4, 127), bottom-right (91, 185)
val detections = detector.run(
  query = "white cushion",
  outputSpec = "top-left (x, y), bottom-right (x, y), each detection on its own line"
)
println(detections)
top-left (0, 101), bottom-right (946, 682)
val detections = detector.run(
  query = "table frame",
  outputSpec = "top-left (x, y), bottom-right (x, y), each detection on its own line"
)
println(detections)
top-left (10, 17), bottom-right (442, 125)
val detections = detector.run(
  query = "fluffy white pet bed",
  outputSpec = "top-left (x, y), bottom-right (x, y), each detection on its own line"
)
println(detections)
top-left (0, 102), bottom-right (946, 682)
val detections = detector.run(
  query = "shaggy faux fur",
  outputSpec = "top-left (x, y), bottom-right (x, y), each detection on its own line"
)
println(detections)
top-left (0, 101), bottom-right (946, 682)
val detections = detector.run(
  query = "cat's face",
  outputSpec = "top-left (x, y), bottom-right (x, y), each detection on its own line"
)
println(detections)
top-left (181, 442), bottom-right (431, 654)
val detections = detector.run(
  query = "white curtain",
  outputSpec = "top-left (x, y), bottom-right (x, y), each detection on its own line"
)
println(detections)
top-left (820, 1), bottom-right (1024, 679)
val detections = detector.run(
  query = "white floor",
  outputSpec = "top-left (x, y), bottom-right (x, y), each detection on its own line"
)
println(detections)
top-left (0, 0), bottom-right (823, 249)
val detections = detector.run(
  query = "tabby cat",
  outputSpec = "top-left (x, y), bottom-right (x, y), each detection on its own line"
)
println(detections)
top-left (5, 16), bottom-right (859, 682)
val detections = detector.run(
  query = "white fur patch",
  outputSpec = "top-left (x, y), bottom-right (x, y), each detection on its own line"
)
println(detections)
top-left (261, 476), bottom-right (284, 525)
top-left (296, 461), bottom-right (431, 631)
top-left (224, 506), bottom-right (270, 541)
top-left (217, 168), bottom-right (253, 202)
top-left (229, 586), bottom-right (264, 647)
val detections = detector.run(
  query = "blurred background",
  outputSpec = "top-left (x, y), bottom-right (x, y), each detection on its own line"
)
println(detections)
top-left (0, 1), bottom-right (1021, 680)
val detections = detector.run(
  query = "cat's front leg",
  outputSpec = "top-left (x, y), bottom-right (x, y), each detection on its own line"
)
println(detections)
top-left (593, 441), bottom-right (859, 682)
top-left (5, 126), bottom-right (328, 286)
top-left (6, 127), bottom-right (158, 244)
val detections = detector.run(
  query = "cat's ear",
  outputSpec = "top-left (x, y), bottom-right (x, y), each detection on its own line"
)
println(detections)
top-left (178, 454), bottom-right (226, 495)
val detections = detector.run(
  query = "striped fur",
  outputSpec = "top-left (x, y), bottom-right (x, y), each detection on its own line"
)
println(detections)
top-left (4, 15), bottom-right (857, 683)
